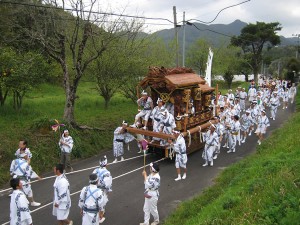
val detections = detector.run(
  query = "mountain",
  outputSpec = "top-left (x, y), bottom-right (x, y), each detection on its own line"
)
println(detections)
top-left (152, 19), bottom-right (297, 48)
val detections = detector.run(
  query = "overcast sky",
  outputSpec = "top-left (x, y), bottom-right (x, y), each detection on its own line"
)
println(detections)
top-left (105, 0), bottom-right (300, 38)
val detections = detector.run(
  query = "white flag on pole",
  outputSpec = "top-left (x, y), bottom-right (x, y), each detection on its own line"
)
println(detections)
top-left (205, 48), bottom-right (214, 87)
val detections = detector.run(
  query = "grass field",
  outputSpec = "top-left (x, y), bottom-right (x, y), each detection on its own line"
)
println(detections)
top-left (163, 89), bottom-right (300, 225)
top-left (0, 81), bottom-right (137, 185)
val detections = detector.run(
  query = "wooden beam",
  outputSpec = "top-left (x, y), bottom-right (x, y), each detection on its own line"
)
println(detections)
top-left (126, 127), bottom-right (175, 140)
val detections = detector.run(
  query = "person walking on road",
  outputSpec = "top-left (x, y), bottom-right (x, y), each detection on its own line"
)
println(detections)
top-left (92, 155), bottom-right (112, 216)
top-left (53, 164), bottom-right (73, 225)
top-left (59, 130), bottom-right (74, 172)
top-left (168, 131), bottom-right (188, 181)
top-left (255, 110), bottom-right (270, 145)
top-left (112, 121), bottom-right (135, 163)
top-left (78, 174), bottom-right (106, 224)
top-left (10, 153), bottom-right (42, 206)
top-left (10, 177), bottom-right (33, 225)
top-left (140, 162), bottom-right (161, 225)
top-left (202, 125), bottom-right (219, 167)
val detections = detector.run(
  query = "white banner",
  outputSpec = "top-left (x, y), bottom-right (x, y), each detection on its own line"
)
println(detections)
top-left (205, 48), bottom-right (213, 87)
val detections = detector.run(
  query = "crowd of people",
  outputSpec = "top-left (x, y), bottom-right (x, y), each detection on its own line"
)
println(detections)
top-left (8, 78), bottom-right (297, 225)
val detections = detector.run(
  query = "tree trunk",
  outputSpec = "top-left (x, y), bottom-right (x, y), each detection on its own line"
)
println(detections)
top-left (62, 64), bottom-right (77, 126)
top-left (63, 90), bottom-right (76, 125)
top-left (253, 65), bottom-right (259, 84)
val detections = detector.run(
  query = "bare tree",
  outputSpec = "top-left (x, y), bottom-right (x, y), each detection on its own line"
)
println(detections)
top-left (16, 0), bottom-right (143, 125)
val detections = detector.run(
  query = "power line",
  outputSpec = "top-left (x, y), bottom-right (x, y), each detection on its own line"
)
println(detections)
top-left (186, 0), bottom-right (251, 24)
top-left (0, 0), bottom-right (174, 24)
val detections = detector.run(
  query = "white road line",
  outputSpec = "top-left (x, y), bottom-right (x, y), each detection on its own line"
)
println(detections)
top-left (1, 157), bottom-right (166, 225)
top-left (0, 154), bottom-right (147, 194)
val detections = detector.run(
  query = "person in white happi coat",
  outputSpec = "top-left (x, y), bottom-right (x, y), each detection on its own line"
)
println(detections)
top-left (140, 162), bottom-right (160, 225)
top-left (240, 110), bottom-right (253, 143)
top-left (233, 98), bottom-right (241, 117)
top-left (227, 89), bottom-right (235, 104)
top-left (14, 140), bottom-right (39, 181)
top-left (10, 178), bottom-right (33, 225)
top-left (222, 110), bottom-right (233, 149)
top-left (150, 98), bottom-right (165, 142)
top-left (159, 109), bottom-right (176, 146)
top-left (289, 83), bottom-right (297, 103)
top-left (15, 140), bottom-right (32, 165)
top-left (282, 88), bottom-right (289, 109)
top-left (249, 101), bottom-right (260, 134)
top-left (226, 115), bottom-right (241, 153)
top-left (10, 153), bottom-right (41, 207)
top-left (79, 174), bottom-right (106, 225)
top-left (113, 121), bottom-right (135, 163)
top-left (168, 131), bottom-right (187, 181)
top-left (202, 125), bottom-right (219, 167)
top-left (59, 130), bottom-right (74, 172)
top-left (239, 88), bottom-right (247, 111)
top-left (212, 116), bottom-right (224, 160)
top-left (131, 91), bottom-right (154, 129)
top-left (53, 164), bottom-right (73, 225)
top-left (92, 156), bottom-right (112, 217)
top-left (255, 110), bottom-right (270, 145)
top-left (248, 85), bottom-right (257, 102)
top-left (269, 92), bottom-right (280, 120)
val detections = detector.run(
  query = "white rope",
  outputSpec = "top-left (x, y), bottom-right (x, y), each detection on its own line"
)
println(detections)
top-left (187, 130), bottom-right (191, 147)
top-left (0, 154), bottom-right (147, 194)
top-left (1, 156), bottom-right (167, 225)
top-left (198, 126), bottom-right (202, 143)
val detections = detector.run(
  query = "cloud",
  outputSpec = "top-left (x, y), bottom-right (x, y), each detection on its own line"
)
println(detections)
top-left (103, 0), bottom-right (300, 36)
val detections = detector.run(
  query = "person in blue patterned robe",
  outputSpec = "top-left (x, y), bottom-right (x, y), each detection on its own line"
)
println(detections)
top-left (10, 178), bottom-right (33, 225)
top-left (53, 164), bottom-right (72, 225)
top-left (140, 162), bottom-right (160, 225)
top-left (78, 174), bottom-right (106, 225)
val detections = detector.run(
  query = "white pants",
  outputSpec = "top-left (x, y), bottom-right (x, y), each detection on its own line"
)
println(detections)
top-left (202, 145), bottom-right (214, 162)
top-left (135, 110), bottom-right (151, 121)
top-left (239, 100), bottom-right (246, 111)
top-left (175, 154), bottom-right (187, 169)
top-left (21, 181), bottom-right (33, 198)
top-left (271, 106), bottom-right (278, 119)
top-left (143, 196), bottom-right (159, 225)
top-left (229, 134), bottom-right (237, 151)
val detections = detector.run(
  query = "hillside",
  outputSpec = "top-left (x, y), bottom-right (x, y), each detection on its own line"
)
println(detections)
top-left (153, 19), bottom-right (297, 48)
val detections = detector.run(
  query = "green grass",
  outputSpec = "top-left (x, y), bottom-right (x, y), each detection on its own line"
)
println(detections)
top-left (163, 88), bottom-right (300, 225)
top-left (0, 82), bottom-right (136, 185)
top-left (212, 80), bottom-right (249, 95)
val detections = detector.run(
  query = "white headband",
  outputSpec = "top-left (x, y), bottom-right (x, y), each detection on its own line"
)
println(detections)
top-left (89, 176), bottom-right (99, 183)
top-left (150, 162), bottom-right (157, 173)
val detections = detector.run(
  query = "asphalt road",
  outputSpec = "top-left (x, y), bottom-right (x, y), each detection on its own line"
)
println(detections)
top-left (0, 102), bottom-right (295, 225)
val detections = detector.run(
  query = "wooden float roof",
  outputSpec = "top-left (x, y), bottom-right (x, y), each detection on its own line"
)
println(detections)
top-left (139, 72), bottom-right (214, 92)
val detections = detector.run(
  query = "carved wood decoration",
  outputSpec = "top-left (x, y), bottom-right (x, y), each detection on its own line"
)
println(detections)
top-left (193, 88), bottom-right (202, 100)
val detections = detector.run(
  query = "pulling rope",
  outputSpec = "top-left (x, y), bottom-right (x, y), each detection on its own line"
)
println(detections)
top-left (0, 154), bottom-right (147, 194)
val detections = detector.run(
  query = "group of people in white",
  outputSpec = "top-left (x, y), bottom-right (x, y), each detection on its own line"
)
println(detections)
top-left (203, 79), bottom-right (297, 167)
top-left (9, 139), bottom-right (112, 225)
top-left (8, 78), bottom-right (297, 225)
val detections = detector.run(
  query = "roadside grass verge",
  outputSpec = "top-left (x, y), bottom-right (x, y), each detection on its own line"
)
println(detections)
top-left (163, 89), bottom-right (300, 225)
top-left (0, 82), bottom-right (136, 185)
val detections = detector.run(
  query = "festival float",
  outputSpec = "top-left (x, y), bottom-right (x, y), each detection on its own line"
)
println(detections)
top-left (126, 66), bottom-right (218, 158)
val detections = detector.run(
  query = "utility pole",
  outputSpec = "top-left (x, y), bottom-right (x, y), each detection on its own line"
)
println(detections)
top-left (173, 6), bottom-right (179, 67)
top-left (292, 34), bottom-right (300, 59)
top-left (182, 11), bottom-right (186, 67)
